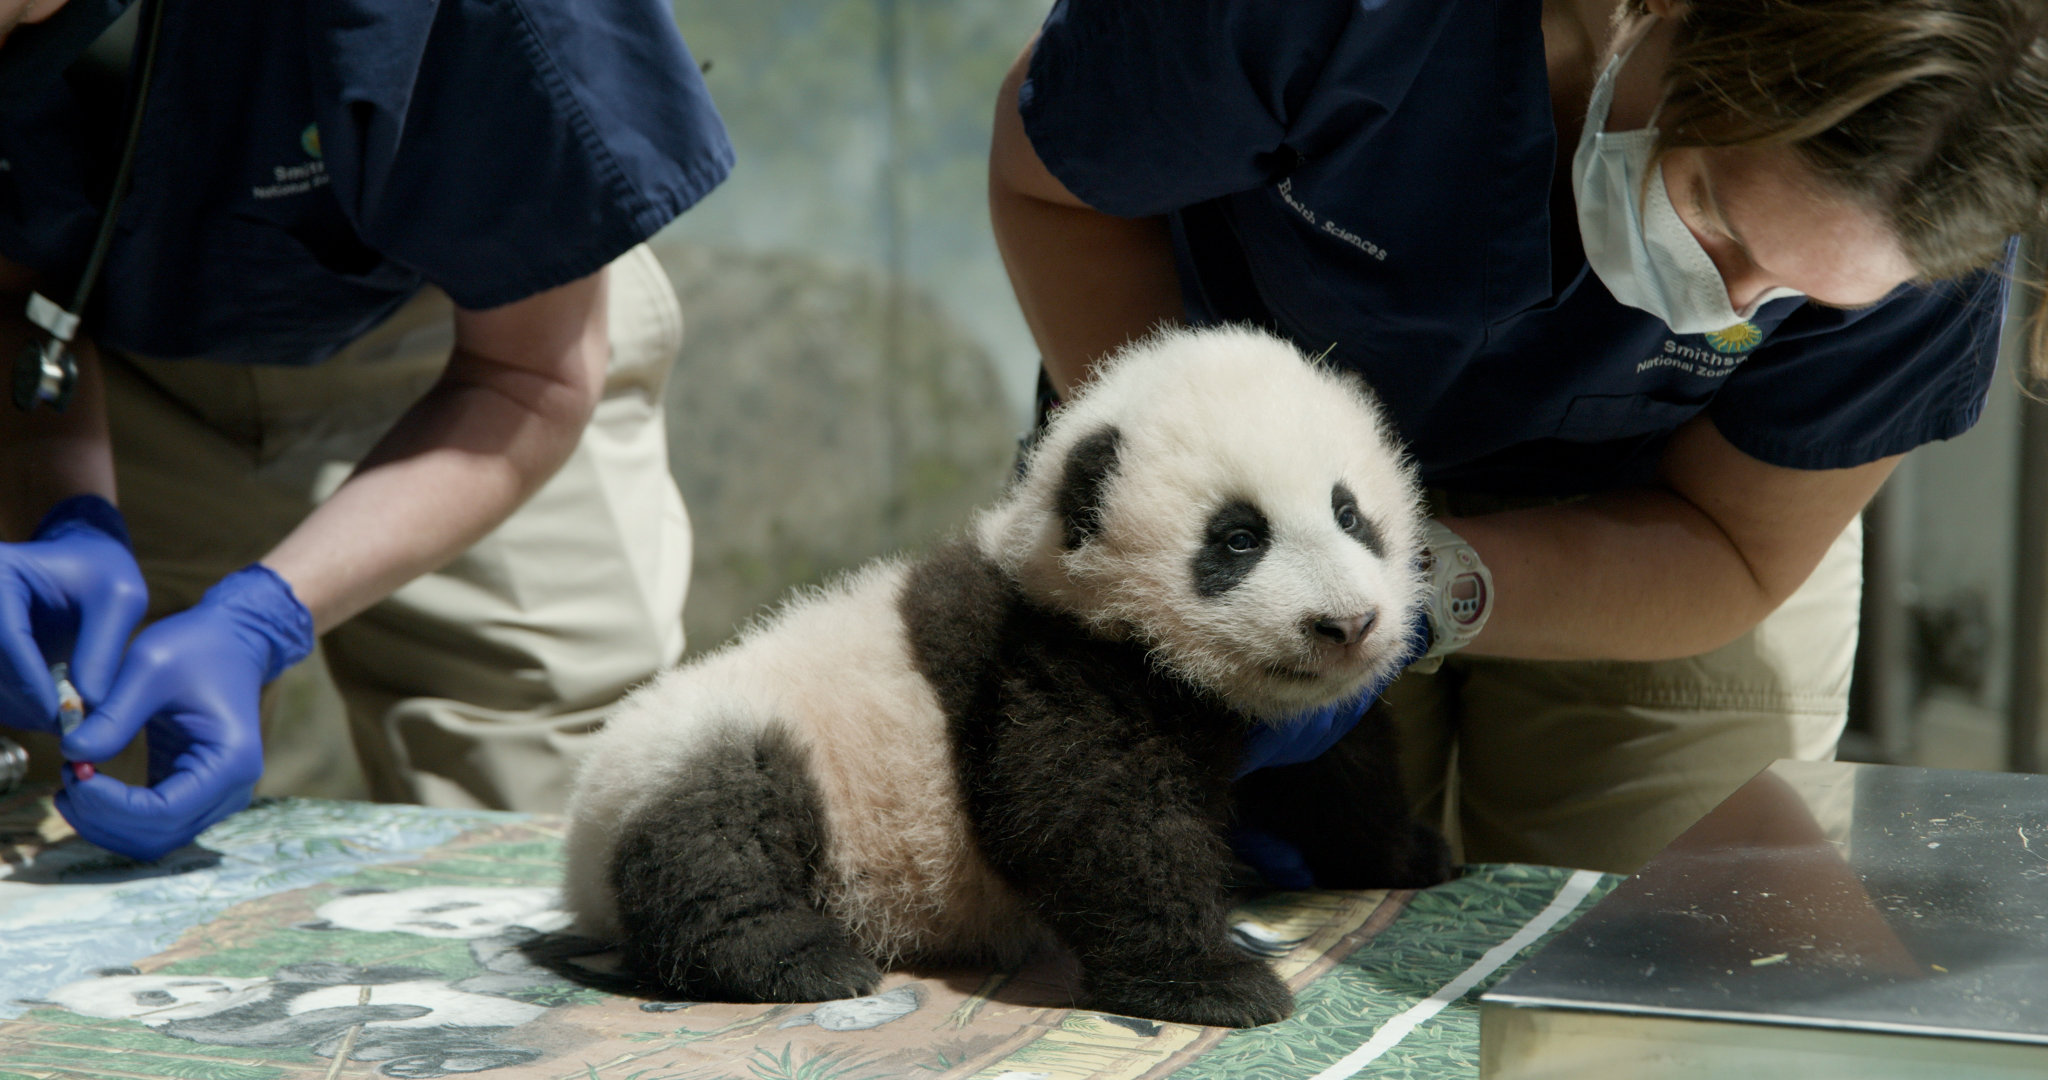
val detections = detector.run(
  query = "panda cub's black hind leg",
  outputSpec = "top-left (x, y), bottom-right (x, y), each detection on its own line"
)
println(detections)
top-left (609, 723), bottom-right (880, 1003)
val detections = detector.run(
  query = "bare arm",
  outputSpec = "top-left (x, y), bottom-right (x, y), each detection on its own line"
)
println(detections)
top-left (261, 268), bottom-right (610, 633)
top-left (1451, 415), bottom-right (1895, 661)
top-left (989, 40), bottom-right (1185, 395)
top-left (0, 254), bottom-right (115, 541)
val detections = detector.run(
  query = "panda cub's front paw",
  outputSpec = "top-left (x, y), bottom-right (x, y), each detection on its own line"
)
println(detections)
top-left (752, 936), bottom-right (885, 1004)
top-left (1085, 954), bottom-right (1294, 1028)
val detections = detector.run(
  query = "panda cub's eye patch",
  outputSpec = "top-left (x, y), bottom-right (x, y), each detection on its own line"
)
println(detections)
top-left (1332, 483), bottom-right (1385, 556)
top-left (1205, 502), bottom-right (1268, 552)
top-left (1193, 499), bottom-right (1270, 598)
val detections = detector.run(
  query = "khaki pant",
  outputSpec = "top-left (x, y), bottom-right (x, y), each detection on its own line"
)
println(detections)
top-left (72, 244), bottom-right (689, 812)
top-left (1388, 516), bottom-right (1862, 874)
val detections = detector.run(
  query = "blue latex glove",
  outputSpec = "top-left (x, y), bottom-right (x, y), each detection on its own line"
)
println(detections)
top-left (1235, 688), bottom-right (1378, 780)
top-left (56, 564), bottom-right (314, 860)
top-left (0, 495), bottom-right (148, 733)
top-left (1236, 612), bottom-right (1433, 779)
top-left (1232, 612), bottom-right (1432, 888)
top-left (1230, 824), bottom-right (1316, 890)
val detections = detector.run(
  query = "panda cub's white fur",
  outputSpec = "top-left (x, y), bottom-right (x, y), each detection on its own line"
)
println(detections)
top-left (566, 557), bottom-right (1034, 964)
top-left (565, 325), bottom-right (1439, 1027)
top-left (979, 326), bottom-right (1426, 717)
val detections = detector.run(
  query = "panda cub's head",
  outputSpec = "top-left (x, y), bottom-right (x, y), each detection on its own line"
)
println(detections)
top-left (979, 326), bottom-right (1427, 721)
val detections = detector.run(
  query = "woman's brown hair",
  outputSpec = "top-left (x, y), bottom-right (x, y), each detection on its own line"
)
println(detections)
top-left (1630, 0), bottom-right (2048, 371)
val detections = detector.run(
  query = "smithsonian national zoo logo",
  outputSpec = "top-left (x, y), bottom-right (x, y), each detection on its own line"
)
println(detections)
top-left (250, 123), bottom-right (327, 201)
top-left (1634, 320), bottom-right (1764, 379)
top-left (1704, 321), bottom-right (1763, 354)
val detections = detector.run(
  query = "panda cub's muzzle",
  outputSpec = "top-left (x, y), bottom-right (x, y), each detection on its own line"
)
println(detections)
top-left (1308, 609), bottom-right (1378, 648)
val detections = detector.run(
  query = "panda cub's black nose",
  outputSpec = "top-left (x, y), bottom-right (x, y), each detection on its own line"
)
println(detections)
top-left (1310, 610), bottom-right (1376, 646)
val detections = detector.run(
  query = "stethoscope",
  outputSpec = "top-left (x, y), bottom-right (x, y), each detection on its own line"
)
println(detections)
top-left (9, 0), bottom-right (164, 413)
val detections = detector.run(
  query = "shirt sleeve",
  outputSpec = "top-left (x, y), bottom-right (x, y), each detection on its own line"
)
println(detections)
top-left (1018, 0), bottom-right (1375, 218)
top-left (1709, 264), bottom-right (2011, 470)
top-left (0, 90), bottom-right (100, 285)
top-left (306, 0), bottom-right (734, 311)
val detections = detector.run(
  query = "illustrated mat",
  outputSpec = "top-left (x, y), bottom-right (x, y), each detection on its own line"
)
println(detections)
top-left (0, 789), bottom-right (1614, 1080)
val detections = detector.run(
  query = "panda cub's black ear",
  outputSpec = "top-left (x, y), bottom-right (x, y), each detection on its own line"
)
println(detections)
top-left (1053, 426), bottom-right (1122, 550)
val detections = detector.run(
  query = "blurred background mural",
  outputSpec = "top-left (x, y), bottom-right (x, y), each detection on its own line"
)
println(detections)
top-left (263, 3), bottom-right (2048, 800)
top-left (651, 0), bottom-right (1052, 653)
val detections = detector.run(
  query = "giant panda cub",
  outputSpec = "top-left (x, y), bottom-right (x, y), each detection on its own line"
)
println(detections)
top-left (564, 325), bottom-right (1453, 1028)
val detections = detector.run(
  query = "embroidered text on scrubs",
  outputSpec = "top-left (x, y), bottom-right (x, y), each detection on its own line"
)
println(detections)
top-left (1278, 179), bottom-right (1387, 261)
top-left (1635, 339), bottom-right (1742, 378)
top-left (252, 160), bottom-right (329, 200)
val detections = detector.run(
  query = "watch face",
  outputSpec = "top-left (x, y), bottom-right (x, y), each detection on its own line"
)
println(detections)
top-left (1447, 572), bottom-right (1487, 627)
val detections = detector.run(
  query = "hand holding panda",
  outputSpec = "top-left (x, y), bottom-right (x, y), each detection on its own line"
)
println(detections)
top-left (563, 325), bottom-right (1454, 1028)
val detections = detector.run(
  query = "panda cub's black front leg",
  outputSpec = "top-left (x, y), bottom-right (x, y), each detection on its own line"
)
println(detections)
top-left (976, 718), bottom-right (1293, 1027)
top-left (1053, 840), bottom-right (1295, 1030)
top-left (1031, 780), bottom-right (1290, 1026)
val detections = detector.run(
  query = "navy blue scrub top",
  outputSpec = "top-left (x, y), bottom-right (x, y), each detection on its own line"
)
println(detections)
top-left (0, 0), bottom-right (734, 367)
top-left (1021, 0), bottom-right (2010, 497)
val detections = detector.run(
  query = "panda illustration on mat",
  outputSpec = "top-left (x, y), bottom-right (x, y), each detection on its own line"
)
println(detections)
top-left (564, 325), bottom-right (1453, 1028)
top-left (39, 965), bottom-right (543, 1077)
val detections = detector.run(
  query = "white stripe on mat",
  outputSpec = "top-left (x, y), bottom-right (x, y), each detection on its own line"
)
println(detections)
top-left (1308, 868), bottom-right (1606, 1080)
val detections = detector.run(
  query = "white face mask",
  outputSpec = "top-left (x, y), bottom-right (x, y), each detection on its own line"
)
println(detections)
top-left (1571, 19), bottom-right (1801, 334)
